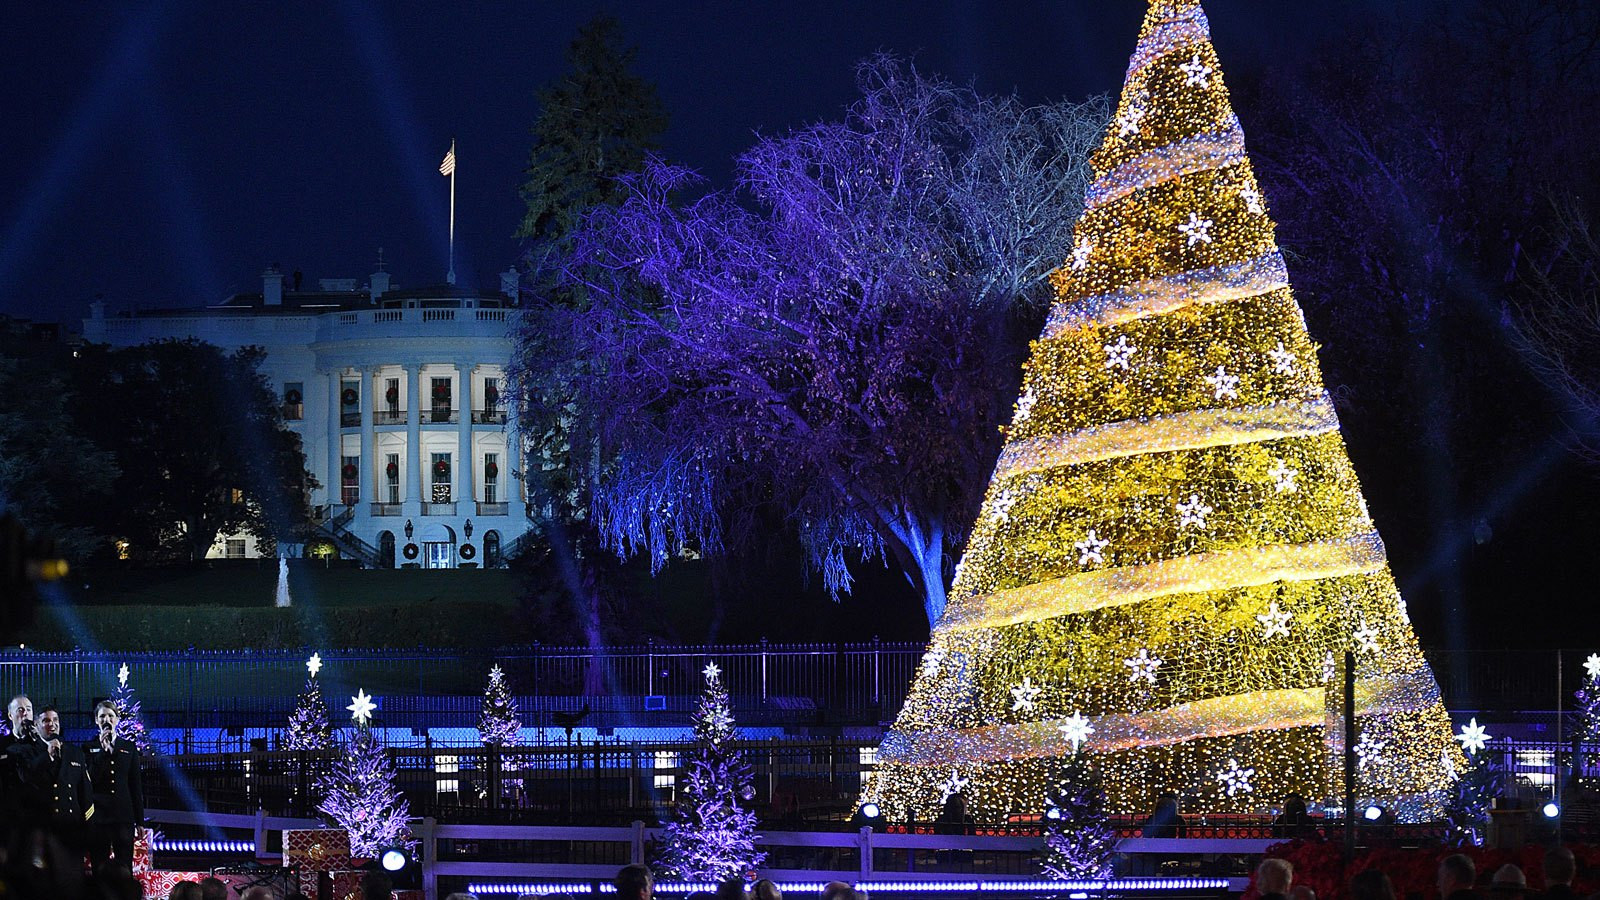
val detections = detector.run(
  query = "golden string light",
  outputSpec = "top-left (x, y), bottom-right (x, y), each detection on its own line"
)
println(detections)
top-left (861, 0), bottom-right (1461, 824)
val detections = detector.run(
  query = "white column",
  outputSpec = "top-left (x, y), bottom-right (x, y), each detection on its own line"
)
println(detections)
top-left (457, 363), bottom-right (473, 515)
top-left (359, 367), bottom-right (375, 510)
top-left (404, 364), bottom-right (421, 517)
top-left (327, 371), bottom-right (343, 510)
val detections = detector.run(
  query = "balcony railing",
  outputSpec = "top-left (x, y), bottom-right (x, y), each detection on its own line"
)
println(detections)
top-left (374, 409), bottom-right (406, 425)
top-left (340, 412), bottom-right (360, 427)
top-left (476, 502), bottom-right (509, 517)
top-left (472, 409), bottom-right (506, 425)
top-left (370, 503), bottom-right (403, 517)
top-left (422, 502), bottom-right (456, 516)
top-left (427, 408), bottom-right (457, 424)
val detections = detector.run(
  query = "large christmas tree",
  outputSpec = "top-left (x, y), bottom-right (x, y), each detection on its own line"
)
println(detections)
top-left (860, 0), bottom-right (1460, 823)
top-left (657, 662), bottom-right (765, 881)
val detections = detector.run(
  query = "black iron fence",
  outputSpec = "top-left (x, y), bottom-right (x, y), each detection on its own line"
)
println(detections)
top-left (0, 644), bottom-right (1589, 745)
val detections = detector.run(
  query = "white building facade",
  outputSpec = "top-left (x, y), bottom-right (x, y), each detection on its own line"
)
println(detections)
top-left (82, 266), bottom-right (529, 569)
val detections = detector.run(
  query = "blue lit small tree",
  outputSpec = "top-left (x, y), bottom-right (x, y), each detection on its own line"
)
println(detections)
top-left (284, 677), bottom-right (334, 751)
top-left (317, 690), bottom-right (414, 856)
top-left (657, 662), bottom-right (765, 881)
top-left (110, 663), bottom-right (153, 753)
top-left (1040, 753), bottom-right (1116, 879)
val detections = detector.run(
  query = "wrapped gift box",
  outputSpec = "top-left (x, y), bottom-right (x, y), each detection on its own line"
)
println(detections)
top-left (284, 827), bottom-right (355, 872)
top-left (392, 891), bottom-right (425, 900)
top-left (131, 827), bottom-right (154, 874)
top-left (295, 867), bottom-right (367, 900)
top-left (138, 870), bottom-right (204, 899)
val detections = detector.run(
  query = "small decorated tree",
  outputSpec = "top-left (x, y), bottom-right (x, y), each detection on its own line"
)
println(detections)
top-left (317, 689), bottom-right (415, 856)
top-left (1041, 755), bottom-right (1117, 879)
top-left (1441, 752), bottom-right (1502, 847)
top-left (478, 664), bottom-right (522, 747)
top-left (285, 654), bottom-right (334, 751)
top-left (658, 662), bottom-right (765, 881)
top-left (478, 663), bottom-right (524, 801)
top-left (1575, 653), bottom-right (1600, 742)
top-left (110, 663), bottom-right (153, 753)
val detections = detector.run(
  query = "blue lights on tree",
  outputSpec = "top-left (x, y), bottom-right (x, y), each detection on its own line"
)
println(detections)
top-left (657, 661), bottom-right (765, 881)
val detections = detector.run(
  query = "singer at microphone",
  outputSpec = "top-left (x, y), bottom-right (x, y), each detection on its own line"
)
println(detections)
top-left (86, 700), bottom-right (144, 872)
top-left (0, 694), bottom-right (52, 835)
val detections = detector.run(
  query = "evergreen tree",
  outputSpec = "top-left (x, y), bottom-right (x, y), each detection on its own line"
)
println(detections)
top-left (110, 664), bottom-right (152, 753)
top-left (658, 662), bottom-right (764, 881)
top-left (1441, 752), bottom-right (1503, 847)
top-left (516, 14), bottom-right (667, 292)
top-left (862, 0), bottom-right (1460, 823)
top-left (284, 677), bottom-right (333, 751)
top-left (1575, 655), bottom-right (1600, 742)
top-left (1041, 756), bottom-right (1116, 879)
top-left (317, 693), bottom-right (414, 856)
top-left (478, 664), bottom-right (523, 747)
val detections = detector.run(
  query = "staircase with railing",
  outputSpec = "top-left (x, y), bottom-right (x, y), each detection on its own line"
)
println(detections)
top-left (315, 505), bottom-right (381, 567)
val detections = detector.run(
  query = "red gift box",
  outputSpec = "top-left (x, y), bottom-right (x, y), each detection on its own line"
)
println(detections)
top-left (132, 827), bottom-right (155, 874)
top-left (284, 827), bottom-right (355, 872)
top-left (295, 868), bottom-right (367, 900)
top-left (138, 870), bottom-right (205, 900)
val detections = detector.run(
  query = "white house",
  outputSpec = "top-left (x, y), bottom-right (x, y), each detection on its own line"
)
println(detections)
top-left (82, 264), bottom-right (530, 569)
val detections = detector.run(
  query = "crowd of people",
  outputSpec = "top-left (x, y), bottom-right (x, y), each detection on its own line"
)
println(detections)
top-left (1254, 846), bottom-right (1582, 900)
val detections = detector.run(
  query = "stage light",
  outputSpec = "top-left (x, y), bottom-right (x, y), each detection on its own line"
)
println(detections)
top-left (860, 802), bottom-right (882, 819)
top-left (380, 847), bottom-right (410, 871)
top-left (1363, 805), bottom-right (1383, 821)
top-left (1543, 801), bottom-right (1560, 819)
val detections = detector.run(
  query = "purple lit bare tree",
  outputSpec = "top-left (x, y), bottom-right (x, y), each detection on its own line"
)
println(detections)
top-left (514, 56), bottom-right (1105, 626)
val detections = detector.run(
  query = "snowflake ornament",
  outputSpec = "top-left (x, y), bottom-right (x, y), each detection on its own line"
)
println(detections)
top-left (307, 653), bottom-right (323, 678)
top-left (939, 770), bottom-right (970, 804)
top-left (1180, 51), bottom-right (1213, 87)
top-left (1456, 718), bottom-right (1491, 755)
top-left (1010, 677), bottom-right (1042, 713)
top-left (1058, 711), bottom-right (1095, 752)
top-left (1203, 365), bottom-right (1239, 400)
top-left (988, 488), bottom-right (1021, 525)
top-left (118, 664), bottom-right (130, 689)
top-left (1104, 335), bottom-right (1136, 371)
top-left (347, 689), bottom-right (376, 726)
top-left (1071, 237), bottom-right (1093, 271)
top-left (1268, 460), bottom-right (1298, 494)
top-left (1216, 758), bottom-right (1255, 797)
top-left (1586, 653), bottom-right (1600, 681)
top-left (1124, 649), bottom-right (1164, 684)
top-left (1178, 212), bottom-right (1214, 246)
top-left (1176, 494), bottom-right (1213, 530)
top-left (1257, 601), bottom-right (1292, 640)
top-left (1355, 732), bottom-right (1387, 769)
top-left (1352, 619), bottom-right (1380, 654)
top-left (1075, 529), bottom-right (1109, 567)
top-left (1267, 342), bottom-right (1296, 376)
top-left (1239, 185), bottom-right (1265, 215)
top-left (703, 661), bottom-right (722, 681)
top-left (1013, 387), bottom-right (1037, 424)
top-left (1116, 92), bottom-right (1149, 137)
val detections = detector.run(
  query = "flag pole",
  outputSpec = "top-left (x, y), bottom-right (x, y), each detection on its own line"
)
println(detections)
top-left (446, 139), bottom-right (457, 285)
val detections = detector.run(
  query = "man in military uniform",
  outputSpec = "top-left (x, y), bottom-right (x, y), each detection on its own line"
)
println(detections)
top-left (36, 707), bottom-right (92, 844)
top-left (84, 700), bottom-right (143, 872)
top-left (0, 694), bottom-right (51, 837)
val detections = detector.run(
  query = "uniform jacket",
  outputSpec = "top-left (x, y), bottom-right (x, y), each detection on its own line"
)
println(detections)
top-left (43, 742), bottom-right (93, 823)
top-left (83, 736), bottom-right (143, 825)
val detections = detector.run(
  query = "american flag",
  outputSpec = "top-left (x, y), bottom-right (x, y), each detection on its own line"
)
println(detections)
top-left (439, 146), bottom-right (456, 176)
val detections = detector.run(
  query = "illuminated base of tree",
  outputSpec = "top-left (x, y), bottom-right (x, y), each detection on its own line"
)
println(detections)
top-left (863, 704), bottom-right (1457, 823)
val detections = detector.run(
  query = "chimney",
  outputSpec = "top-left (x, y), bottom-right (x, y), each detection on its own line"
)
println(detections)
top-left (500, 268), bottom-right (521, 301)
top-left (262, 266), bottom-right (284, 306)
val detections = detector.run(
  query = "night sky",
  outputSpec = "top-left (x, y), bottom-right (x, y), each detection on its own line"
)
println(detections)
top-left (3, 1), bottom-right (1407, 321)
